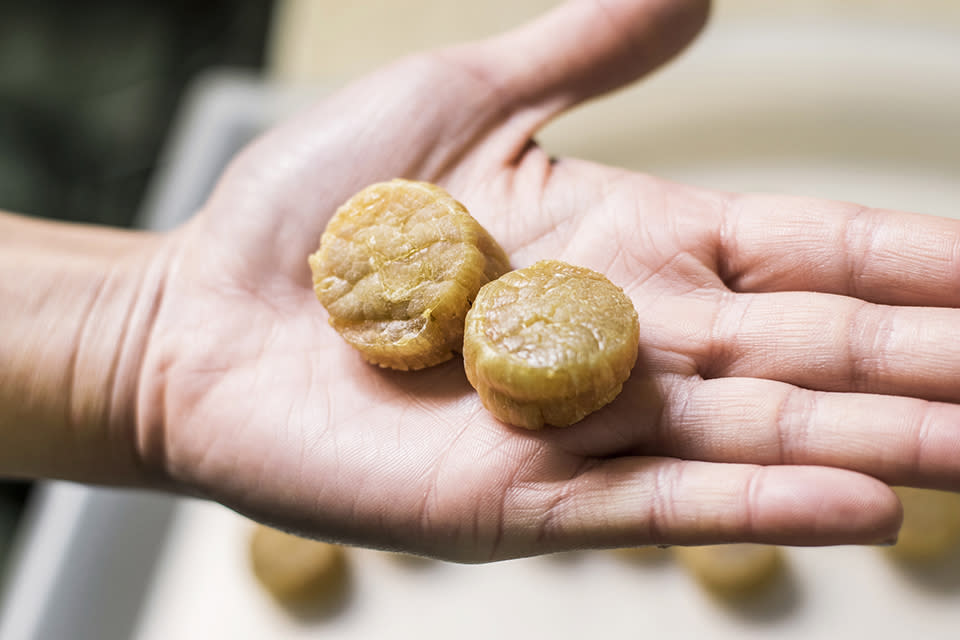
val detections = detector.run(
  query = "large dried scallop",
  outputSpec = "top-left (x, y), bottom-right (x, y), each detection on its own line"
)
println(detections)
top-left (309, 179), bottom-right (509, 370)
top-left (463, 260), bottom-right (639, 429)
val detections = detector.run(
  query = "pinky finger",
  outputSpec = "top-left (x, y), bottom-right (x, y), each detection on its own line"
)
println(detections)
top-left (502, 458), bottom-right (902, 557)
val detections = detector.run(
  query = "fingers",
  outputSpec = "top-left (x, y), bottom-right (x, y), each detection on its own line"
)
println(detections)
top-left (719, 193), bottom-right (960, 307)
top-left (656, 376), bottom-right (960, 490)
top-left (501, 457), bottom-right (900, 556)
top-left (702, 290), bottom-right (960, 403)
top-left (443, 0), bottom-right (709, 136)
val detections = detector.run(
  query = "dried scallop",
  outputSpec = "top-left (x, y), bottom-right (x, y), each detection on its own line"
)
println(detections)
top-left (249, 524), bottom-right (347, 606)
top-left (463, 260), bottom-right (639, 429)
top-left (309, 179), bottom-right (509, 370)
top-left (675, 544), bottom-right (784, 597)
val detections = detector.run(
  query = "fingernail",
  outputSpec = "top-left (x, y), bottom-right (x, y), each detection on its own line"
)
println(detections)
top-left (876, 537), bottom-right (898, 547)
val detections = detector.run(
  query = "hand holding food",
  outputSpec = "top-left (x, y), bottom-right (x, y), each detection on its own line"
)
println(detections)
top-left (19, 0), bottom-right (959, 564)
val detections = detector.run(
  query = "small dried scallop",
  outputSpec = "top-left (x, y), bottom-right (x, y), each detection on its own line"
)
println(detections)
top-left (675, 544), bottom-right (784, 597)
top-left (249, 524), bottom-right (347, 606)
top-left (309, 179), bottom-right (509, 370)
top-left (463, 260), bottom-right (639, 429)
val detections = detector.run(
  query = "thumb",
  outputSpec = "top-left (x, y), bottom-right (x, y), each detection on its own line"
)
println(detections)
top-left (444, 0), bottom-right (709, 133)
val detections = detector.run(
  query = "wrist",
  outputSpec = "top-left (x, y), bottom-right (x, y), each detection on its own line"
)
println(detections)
top-left (0, 213), bottom-right (173, 486)
top-left (74, 228), bottom-right (174, 487)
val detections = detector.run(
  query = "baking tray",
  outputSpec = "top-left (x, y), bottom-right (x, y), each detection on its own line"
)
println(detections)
top-left (2, 9), bottom-right (959, 640)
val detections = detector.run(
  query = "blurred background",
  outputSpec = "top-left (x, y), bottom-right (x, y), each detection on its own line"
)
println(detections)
top-left (0, 0), bottom-right (272, 226)
top-left (1, 1), bottom-right (959, 639)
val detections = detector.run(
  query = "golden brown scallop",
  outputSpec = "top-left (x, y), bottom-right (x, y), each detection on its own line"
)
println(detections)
top-left (309, 179), bottom-right (509, 370)
top-left (463, 260), bottom-right (639, 429)
top-left (675, 544), bottom-right (784, 597)
top-left (249, 524), bottom-right (348, 606)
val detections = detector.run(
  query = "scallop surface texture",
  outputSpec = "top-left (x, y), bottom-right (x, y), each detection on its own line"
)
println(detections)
top-left (249, 524), bottom-right (347, 606)
top-left (309, 179), bottom-right (509, 370)
top-left (887, 487), bottom-right (960, 563)
top-left (463, 260), bottom-right (639, 429)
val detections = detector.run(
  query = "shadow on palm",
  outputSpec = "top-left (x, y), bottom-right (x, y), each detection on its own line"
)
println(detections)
top-left (363, 339), bottom-right (666, 461)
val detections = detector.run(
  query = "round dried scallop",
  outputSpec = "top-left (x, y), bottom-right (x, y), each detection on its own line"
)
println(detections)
top-left (675, 544), bottom-right (784, 597)
top-left (249, 525), bottom-right (348, 607)
top-left (309, 179), bottom-right (509, 370)
top-left (463, 260), bottom-right (639, 429)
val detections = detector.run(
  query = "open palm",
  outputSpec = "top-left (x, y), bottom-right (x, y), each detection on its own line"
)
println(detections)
top-left (140, 0), bottom-right (960, 561)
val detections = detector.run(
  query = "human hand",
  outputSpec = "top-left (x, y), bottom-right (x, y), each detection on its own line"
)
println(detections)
top-left (137, 0), bottom-right (960, 561)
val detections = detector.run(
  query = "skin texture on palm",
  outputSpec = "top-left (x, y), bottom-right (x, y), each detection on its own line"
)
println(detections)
top-left (124, 0), bottom-right (960, 561)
